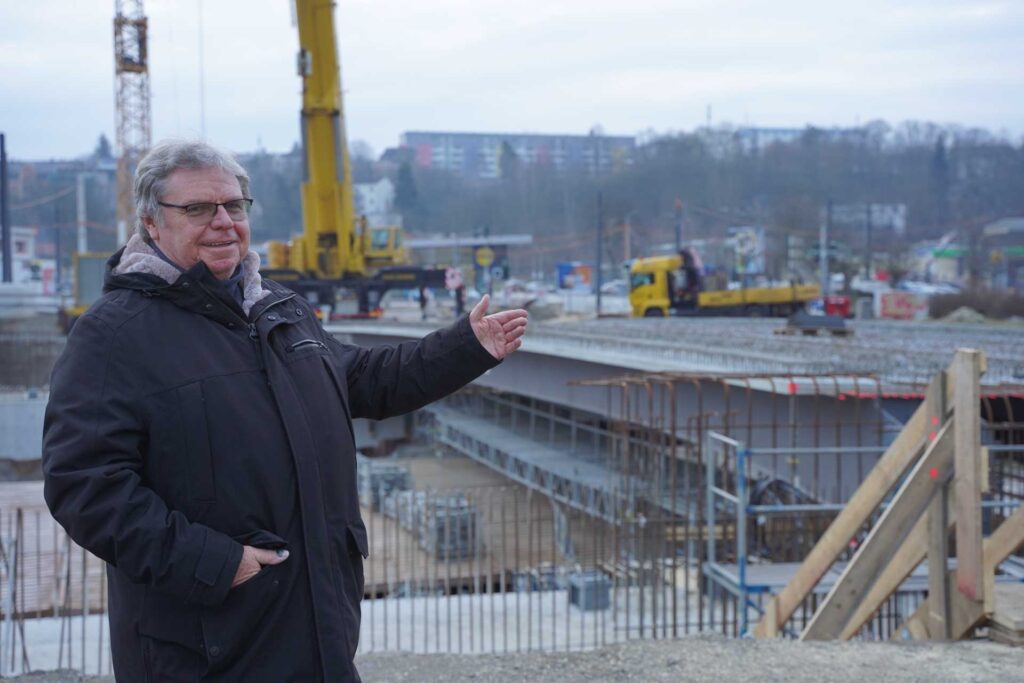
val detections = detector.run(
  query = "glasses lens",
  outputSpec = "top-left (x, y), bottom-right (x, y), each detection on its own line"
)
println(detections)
top-left (223, 199), bottom-right (251, 219)
top-left (184, 203), bottom-right (216, 220)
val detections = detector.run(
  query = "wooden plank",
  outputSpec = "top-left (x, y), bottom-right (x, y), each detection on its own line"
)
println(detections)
top-left (838, 487), bottom-right (956, 640)
top-left (763, 597), bottom-right (779, 638)
top-left (926, 371), bottom-right (950, 638)
top-left (953, 349), bottom-right (984, 602)
top-left (801, 422), bottom-right (955, 640)
top-left (753, 369), bottom-right (954, 638)
top-left (927, 489), bottom-right (951, 639)
top-left (894, 503), bottom-right (1024, 640)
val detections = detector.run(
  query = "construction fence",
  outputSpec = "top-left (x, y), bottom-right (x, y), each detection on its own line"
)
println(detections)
top-left (1, 376), bottom-right (1022, 676)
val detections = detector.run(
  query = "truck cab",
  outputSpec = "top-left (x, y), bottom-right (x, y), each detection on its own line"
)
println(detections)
top-left (629, 250), bottom-right (703, 317)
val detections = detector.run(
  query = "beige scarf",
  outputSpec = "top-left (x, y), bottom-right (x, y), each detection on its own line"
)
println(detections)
top-left (114, 234), bottom-right (272, 315)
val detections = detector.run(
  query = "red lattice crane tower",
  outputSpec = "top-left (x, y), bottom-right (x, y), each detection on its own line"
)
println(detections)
top-left (113, 0), bottom-right (151, 245)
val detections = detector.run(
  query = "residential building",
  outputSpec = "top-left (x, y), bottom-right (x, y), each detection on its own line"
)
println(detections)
top-left (396, 131), bottom-right (635, 180)
top-left (354, 177), bottom-right (401, 227)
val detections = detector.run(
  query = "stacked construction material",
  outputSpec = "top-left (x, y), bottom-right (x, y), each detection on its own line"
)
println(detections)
top-left (568, 570), bottom-right (612, 611)
top-left (989, 584), bottom-right (1024, 647)
top-left (417, 493), bottom-right (481, 560)
top-left (513, 563), bottom-right (563, 592)
top-left (383, 489), bottom-right (427, 531)
top-left (356, 453), bottom-right (411, 511)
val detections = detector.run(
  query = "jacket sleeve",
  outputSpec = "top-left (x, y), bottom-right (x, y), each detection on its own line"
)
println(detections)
top-left (42, 313), bottom-right (243, 607)
top-left (326, 314), bottom-right (500, 421)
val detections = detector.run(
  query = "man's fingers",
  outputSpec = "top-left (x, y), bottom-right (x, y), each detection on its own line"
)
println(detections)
top-left (233, 545), bottom-right (287, 588)
top-left (505, 326), bottom-right (526, 341)
top-left (502, 317), bottom-right (528, 333)
top-left (253, 547), bottom-right (290, 566)
top-left (470, 294), bottom-right (489, 321)
top-left (487, 308), bottom-right (527, 325)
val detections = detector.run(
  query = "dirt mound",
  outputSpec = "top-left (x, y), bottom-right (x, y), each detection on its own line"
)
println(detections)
top-left (942, 306), bottom-right (987, 324)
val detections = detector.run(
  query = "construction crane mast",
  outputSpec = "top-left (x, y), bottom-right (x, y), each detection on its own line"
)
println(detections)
top-left (264, 0), bottom-right (443, 315)
top-left (113, 0), bottom-right (151, 245)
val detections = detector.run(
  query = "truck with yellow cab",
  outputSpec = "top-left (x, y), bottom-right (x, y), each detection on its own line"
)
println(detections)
top-left (629, 248), bottom-right (820, 317)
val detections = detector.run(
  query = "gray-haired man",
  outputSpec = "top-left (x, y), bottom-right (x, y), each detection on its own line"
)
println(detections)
top-left (43, 139), bottom-right (527, 681)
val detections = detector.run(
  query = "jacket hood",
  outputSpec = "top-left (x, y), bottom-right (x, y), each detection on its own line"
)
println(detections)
top-left (106, 234), bottom-right (271, 315)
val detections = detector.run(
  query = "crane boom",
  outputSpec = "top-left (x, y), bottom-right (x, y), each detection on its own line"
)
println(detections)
top-left (293, 0), bottom-right (362, 279)
top-left (263, 0), bottom-right (442, 316)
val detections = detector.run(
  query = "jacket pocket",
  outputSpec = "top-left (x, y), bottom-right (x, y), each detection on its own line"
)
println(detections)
top-left (138, 586), bottom-right (204, 650)
top-left (176, 382), bottom-right (216, 503)
top-left (346, 520), bottom-right (369, 559)
top-left (200, 564), bottom-right (282, 673)
top-left (345, 522), bottom-right (368, 602)
top-left (199, 531), bottom-right (287, 673)
top-left (137, 587), bottom-right (207, 680)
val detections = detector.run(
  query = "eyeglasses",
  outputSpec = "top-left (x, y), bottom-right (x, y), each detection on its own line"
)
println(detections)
top-left (157, 198), bottom-right (254, 223)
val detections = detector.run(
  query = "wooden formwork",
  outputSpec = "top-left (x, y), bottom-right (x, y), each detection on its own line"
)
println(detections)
top-left (755, 348), bottom-right (1024, 641)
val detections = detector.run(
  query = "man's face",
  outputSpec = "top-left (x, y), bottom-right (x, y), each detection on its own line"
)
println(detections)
top-left (144, 167), bottom-right (251, 280)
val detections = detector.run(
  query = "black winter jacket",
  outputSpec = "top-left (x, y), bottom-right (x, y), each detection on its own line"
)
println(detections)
top-left (42, 251), bottom-right (498, 681)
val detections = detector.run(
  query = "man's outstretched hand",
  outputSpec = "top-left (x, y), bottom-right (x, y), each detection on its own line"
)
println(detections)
top-left (469, 294), bottom-right (528, 360)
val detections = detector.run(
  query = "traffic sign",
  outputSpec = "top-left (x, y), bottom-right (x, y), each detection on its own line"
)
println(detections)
top-left (475, 246), bottom-right (495, 267)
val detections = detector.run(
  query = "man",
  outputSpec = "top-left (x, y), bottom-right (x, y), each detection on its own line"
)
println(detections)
top-left (42, 139), bottom-right (527, 681)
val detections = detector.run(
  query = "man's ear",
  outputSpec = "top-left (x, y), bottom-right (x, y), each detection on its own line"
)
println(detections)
top-left (142, 215), bottom-right (159, 243)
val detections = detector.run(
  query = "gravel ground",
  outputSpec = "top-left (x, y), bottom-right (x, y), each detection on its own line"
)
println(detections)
top-left (6, 636), bottom-right (1023, 682)
top-left (352, 637), bottom-right (1024, 682)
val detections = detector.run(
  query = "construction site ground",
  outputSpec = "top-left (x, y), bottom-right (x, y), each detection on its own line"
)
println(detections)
top-left (10, 636), bottom-right (1024, 682)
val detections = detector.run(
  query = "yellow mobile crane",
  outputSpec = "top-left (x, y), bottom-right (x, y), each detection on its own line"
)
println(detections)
top-left (264, 0), bottom-right (439, 314)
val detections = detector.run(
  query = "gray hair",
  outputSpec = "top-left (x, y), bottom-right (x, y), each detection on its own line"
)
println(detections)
top-left (133, 139), bottom-right (250, 242)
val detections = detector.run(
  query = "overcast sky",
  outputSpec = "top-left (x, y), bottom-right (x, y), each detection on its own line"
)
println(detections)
top-left (2, 0), bottom-right (1022, 160)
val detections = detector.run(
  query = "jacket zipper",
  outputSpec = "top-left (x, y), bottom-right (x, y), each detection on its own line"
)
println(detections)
top-left (248, 292), bottom-right (296, 374)
top-left (287, 339), bottom-right (327, 352)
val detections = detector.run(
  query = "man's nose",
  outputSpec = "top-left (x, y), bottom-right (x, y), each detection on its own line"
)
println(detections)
top-left (210, 205), bottom-right (234, 228)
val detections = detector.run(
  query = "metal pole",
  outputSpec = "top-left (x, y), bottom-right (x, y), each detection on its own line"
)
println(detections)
top-left (595, 192), bottom-right (603, 316)
top-left (1, 133), bottom-right (11, 283)
top-left (820, 199), bottom-right (831, 296)
top-left (704, 435), bottom-right (715, 628)
top-left (737, 447), bottom-right (748, 636)
top-left (864, 202), bottom-right (873, 280)
top-left (674, 199), bottom-right (683, 253)
top-left (76, 173), bottom-right (88, 254)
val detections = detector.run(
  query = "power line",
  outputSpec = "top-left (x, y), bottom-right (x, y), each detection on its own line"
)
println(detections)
top-left (11, 186), bottom-right (76, 211)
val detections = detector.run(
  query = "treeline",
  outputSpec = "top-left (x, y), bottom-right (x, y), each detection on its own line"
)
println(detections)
top-left (12, 122), bottom-right (1024, 277)
top-left (389, 121), bottom-right (1024, 279)
top-left (396, 121), bottom-right (1022, 241)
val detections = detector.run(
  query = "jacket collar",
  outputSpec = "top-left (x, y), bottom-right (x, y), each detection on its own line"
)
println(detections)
top-left (106, 234), bottom-right (272, 315)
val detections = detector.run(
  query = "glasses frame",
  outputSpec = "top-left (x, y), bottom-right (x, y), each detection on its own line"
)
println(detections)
top-left (157, 198), bottom-right (254, 222)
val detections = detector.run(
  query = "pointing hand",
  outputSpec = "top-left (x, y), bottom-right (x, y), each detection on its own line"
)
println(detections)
top-left (469, 294), bottom-right (528, 360)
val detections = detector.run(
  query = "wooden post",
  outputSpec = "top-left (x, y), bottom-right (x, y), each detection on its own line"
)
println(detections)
top-left (925, 372), bottom-right (950, 639)
top-left (763, 597), bottom-right (779, 638)
top-left (801, 423), bottom-right (955, 640)
top-left (838, 488), bottom-right (956, 640)
top-left (953, 349), bottom-right (984, 602)
top-left (753, 370), bottom-right (955, 638)
top-left (927, 488), bottom-right (950, 639)
top-left (895, 500), bottom-right (1024, 640)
